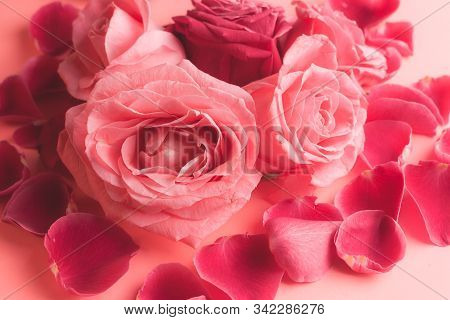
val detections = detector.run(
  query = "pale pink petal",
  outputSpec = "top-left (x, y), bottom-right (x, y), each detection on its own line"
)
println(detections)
top-left (194, 234), bottom-right (284, 300)
top-left (44, 213), bottom-right (139, 295)
top-left (362, 120), bottom-right (412, 167)
top-left (405, 161), bottom-right (450, 246)
top-left (335, 210), bottom-right (407, 273)
top-left (137, 263), bottom-right (208, 300)
top-left (335, 162), bottom-right (404, 220)
top-left (435, 130), bottom-right (450, 164)
top-left (0, 141), bottom-right (30, 196)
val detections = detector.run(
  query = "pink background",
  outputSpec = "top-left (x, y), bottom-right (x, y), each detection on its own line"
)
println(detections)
top-left (0, 0), bottom-right (449, 300)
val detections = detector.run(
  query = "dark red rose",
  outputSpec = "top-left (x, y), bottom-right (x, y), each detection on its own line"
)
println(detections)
top-left (169, 0), bottom-right (291, 86)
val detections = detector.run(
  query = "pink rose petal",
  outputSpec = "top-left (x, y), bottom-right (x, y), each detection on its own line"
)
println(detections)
top-left (435, 130), bottom-right (450, 164)
top-left (194, 234), bottom-right (283, 300)
top-left (3, 172), bottom-right (70, 235)
top-left (30, 2), bottom-right (78, 56)
top-left (362, 120), bottom-right (412, 167)
top-left (0, 141), bottom-right (30, 196)
top-left (405, 161), bottom-right (450, 246)
top-left (44, 213), bottom-right (139, 295)
top-left (335, 210), bottom-right (407, 273)
top-left (415, 76), bottom-right (450, 122)
top-left (335, 162), bottom-right (405, 220)
top-left (137, 263), bottom-right (208, 300)
top-left (328, 0), bottom-right (400, 28)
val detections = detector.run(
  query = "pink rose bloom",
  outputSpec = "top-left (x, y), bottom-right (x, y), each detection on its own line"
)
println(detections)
top-left (246, 35), bottom-right (367, 187)
top-left (58, 0), bottom-right (185, 100)
top-left (284, 1), bottom-right (388, 88)
top-left (58, 60), bottom-right (261, 246)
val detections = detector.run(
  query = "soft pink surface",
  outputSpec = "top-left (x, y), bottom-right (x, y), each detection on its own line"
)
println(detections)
top-left (0, 0), bottom-right (449, 300)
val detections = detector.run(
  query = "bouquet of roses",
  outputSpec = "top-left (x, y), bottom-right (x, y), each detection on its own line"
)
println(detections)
top-left (0, 0), bottom-right (448, 299)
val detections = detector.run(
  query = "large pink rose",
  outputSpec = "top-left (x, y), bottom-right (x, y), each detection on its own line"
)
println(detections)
top-left (58, 60), bottom-right (261, 246)
top-left (246, 35), bottom-right (367, 186)
top-left (58, 0), bottom-right (185, 100)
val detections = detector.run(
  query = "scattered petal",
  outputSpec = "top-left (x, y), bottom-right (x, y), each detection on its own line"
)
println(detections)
top-left (435, 130), bottom-right (450, 164)
top-left (0, 141), bottom-right (30, 196)
top-left (415, 75), bottom-right (450, 122)
top-left (137, 263), bottom-right (208, 300)
top-left (3, 172), bottom-right (70, 235)
top-left (30, 2), bottom-right (78, 56)
top-left (335, 210), bottom-right (407, 273)
top-left (405, 161), bottom-right (450, 246)
top-left (362, 120), bottom-right (412, 167)
top-left (328, 0), bottom-right (400, 28)
top-left (335, 162), bottom-right (404, 220)
top-left (194, 234), bottom-right (283, 300)
top-left (44, 213), bottom-right (139, 295)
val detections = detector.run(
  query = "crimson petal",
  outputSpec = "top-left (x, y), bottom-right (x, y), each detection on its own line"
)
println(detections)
top-left (0, 141), bottom-right (30, 196)
top-left (137, 263), bottom-right (208, 300)
top-left (415, 76), bottom-right (450, 122)
top-left (3, 172), bottom-right (70, 235)
top-left (13, 124), bottom-right (42, 149)
top-left (335, 210), bottom-right (407, 273)
top-left (362, 120), bottom-right (412, 167)
top-left (44, 213), bottom-right (139, 295)
top-left (405, 161), bottom-right (450, 246)
top-left (435, 129), bottom-right (450, 164)
top-left (30, 2), bottom-right (78, 56)
top-left (194, 234), bottom-right (283, 300)
top-left (335, 162), bottom-right (404, 220)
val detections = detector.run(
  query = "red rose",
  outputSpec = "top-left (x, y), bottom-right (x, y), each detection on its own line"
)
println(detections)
top-left (169, 0), bottom-right (291, 86)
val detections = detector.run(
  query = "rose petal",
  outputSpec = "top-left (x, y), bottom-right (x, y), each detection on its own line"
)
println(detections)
top-left (335, 162), bottom-right (405, 220)
top-left (13, 124), bottom-right (42, 149)
top-left (2, 172), bottom-right (70, 235)
top-left (137, 263), bottom-right (208, 300)
top-left (44, 213), bottom-right (139, 295)
top-left (335, 210), bottom-right (407, 273)
top-left (30, 2), bottom-right (78, 56)
top-left (415, 76), bottom-right (450, 122)
top-left (405, 161), bottom-right (450, 246)
top-left (435, 129), bottom-right (450, 164)
top-left (194, 234), bottom-right (283, 300)
top-left (0, 141), bottom-right (30, 196)
top-left (362, 120), bottom-right (412, 167)
top-left (328, 0), bottom-right (400, 28)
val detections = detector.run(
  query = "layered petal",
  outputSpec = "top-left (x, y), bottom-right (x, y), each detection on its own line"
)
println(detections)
top-left (405, 161), bottom-right (450, 246)
top-left (335, 162), bottom-right (404, 220)
top-left (362, 120), bottom-right (412, 167)
top-left (435, 130), bottom-right (450, 164)
top-left (415, 76), bottom-right (450, 122)
top-left (335, 210), bottom-right (407, 273)
top-left (44, 213), bottom-right (139, 295)
top-left (137, 263), bottom-right (208, 300)
top-left (2, 172), bottom-right (70, 235)
top-left (194, 234), bottom-right (283, 300)
top-left (0, 141), bottom-right (30, 196)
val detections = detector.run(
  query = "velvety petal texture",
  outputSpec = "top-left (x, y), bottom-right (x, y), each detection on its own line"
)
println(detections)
top-left (335, 162), bottom-right (404, 220)
top-left (435, 130), bottom-right (450, 164)
top-left (2, 172), bottom-right (70, 235)
top-left (137, 263), bottom-right (208, 300)
top-left (328, 0), bottom-right (400, 28)
top-left (415, 76), bottom-right (450, 122)
top-left (0, 141), bottom-right (30, 196)
top-left (264, 197), bottom-right (342, 282)
top-left (335, 210), bottom-right (407, 273)
top-left (362, 120), bottom-right (412, 167)
top-left (44, 213), bottom-right (139, 295)
top-left (30, 2), bottom-right (79, 56)
top-left (405, 161), bottom-right (450, 246)
top-left (194, 234), bottom-right (284, 300)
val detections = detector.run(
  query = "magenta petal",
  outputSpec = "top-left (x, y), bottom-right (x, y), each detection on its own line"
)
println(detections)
top-left (415, 76), bottom-right (450, 122)
top-left (335, 210), bottom-right (407, 273)
top-left (405, 161), bottom-right (450, 246)
top-left (30, 2), bottom-right (78, 56)
top-left (0, 141), bottom-right (30, 196)
top-left (3, 172), bottom-right (70, 235)
top-left (362, 120), bottom-right (412, 167)
top-left (13, 124), bottom-right (42, 148)
top-left (137, 263), bottom-right (208, 300)
top-left (435, 130), bottom-right (450, 164)
top-left (335, 162), bottom-right (405, 220)
top-left (194, 234), bottom-right (284, 300)
top-left (44, 213), bottom-right (139, 295)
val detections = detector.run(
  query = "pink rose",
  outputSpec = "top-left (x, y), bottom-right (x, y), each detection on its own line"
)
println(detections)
top-left (246, 35), bottom-right (367, 186)
top-left (284, 1), bottom-right (389, 88)
top-left (58, 0), bottom-right (185, 100)
top-left (58, 60), bottom-right (261, 246)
